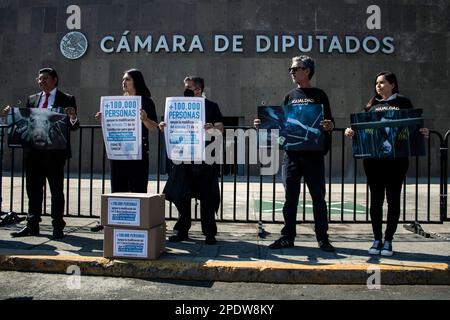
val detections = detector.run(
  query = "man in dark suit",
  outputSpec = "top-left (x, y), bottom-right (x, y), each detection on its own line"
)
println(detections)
top-left (5, 68), bottom-right (79, 239)
top-left (160, 76), bottom-right (224, 245)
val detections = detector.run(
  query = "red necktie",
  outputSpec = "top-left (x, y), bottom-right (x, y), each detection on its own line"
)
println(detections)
top-left (42, 93), bottom-right (50, 108)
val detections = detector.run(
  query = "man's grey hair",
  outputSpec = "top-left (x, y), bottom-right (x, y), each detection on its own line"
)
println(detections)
top-left (184, 76), bottom-right (205, 92)
top-left (292, 55), bottom-right (315, 80)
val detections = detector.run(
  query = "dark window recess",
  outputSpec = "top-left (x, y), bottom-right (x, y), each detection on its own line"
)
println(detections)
top-left (222, 117), bottom-right (241, 176)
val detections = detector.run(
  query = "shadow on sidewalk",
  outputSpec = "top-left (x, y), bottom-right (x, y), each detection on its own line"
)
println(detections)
top-left (0, 224), bottom-right (103, 256)
top-left (165, 238), bottom-right (349, 265)
top-left (1, 225), bottom-right (449, 266)
top-left (52, 234), bottom-right (103, 254)
top-left (0, 239), bottom-right (58, 255)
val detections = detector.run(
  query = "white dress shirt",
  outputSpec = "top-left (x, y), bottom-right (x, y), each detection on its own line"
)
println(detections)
top-left (38, 88), bottom-right (57, 108)
top-left (38, 88), bottom-right (78, 125)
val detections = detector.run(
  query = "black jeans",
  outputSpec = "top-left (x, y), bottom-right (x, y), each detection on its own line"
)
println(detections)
top-left (173, 198), bottom-right (217, 238)
top-left (26, 152), bottom-right (66, 231)
top-left (364, 158), bottom-right (409, 242)
top-left (110, 152), bottom-right (149, 193)
top-left (172, 164), bottom-right (218, 238)
top-left (281, 152), bottom-right (329, 242)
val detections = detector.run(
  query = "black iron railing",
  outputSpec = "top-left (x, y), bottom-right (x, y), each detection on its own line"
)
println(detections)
top-left (0, 124), bottom-right (448, 224)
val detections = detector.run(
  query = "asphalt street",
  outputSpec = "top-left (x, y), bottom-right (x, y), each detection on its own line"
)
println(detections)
top-left (1, 271), bottom-right (449, 300)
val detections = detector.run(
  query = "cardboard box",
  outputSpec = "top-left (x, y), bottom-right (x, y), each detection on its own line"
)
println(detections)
top-left (101, 193), bottom-right (165, 229)
top-left (103, 224), bottom-right (166, 260)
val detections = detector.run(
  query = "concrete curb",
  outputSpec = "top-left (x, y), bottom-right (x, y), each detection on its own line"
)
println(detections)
top-left (0, 255), bottom-right (449, 285)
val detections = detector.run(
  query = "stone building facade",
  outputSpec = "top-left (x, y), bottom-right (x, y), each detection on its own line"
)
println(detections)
top-left (0, 0), bottom-right (448, 178)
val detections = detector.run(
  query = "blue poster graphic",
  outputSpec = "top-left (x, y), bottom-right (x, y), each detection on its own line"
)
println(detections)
top-left (258, 104), bottom-right (324, 151)
top-left (350, 108), bottom-right (425, 158)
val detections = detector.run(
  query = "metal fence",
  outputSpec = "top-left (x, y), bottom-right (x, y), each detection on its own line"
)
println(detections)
top-left (1, 124), bottom-right (449, 224)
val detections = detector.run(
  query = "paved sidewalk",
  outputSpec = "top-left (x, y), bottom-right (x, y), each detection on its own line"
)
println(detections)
top-left (0, 217), bottom-right (449, 284)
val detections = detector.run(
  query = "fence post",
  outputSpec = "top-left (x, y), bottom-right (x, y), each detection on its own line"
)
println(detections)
top-left (0, 126), bottom-right (4, 213)
top-left (442, 130), bottom-right (449, 221)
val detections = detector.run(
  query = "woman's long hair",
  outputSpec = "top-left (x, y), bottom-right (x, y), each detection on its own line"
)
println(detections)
top-left (364, 71), bottom-right (399, 111)
top-left (123, 69), bottom-right (151, 97)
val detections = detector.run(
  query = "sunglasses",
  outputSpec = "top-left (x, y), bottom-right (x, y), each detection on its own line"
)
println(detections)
top-left (289, 66), bottom-right (306, 73)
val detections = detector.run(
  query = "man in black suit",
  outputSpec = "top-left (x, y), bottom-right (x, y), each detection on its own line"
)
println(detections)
top-left (160, 76), bottom-right (224, 245)
top-left (5, 68), bottom-right (79, 239)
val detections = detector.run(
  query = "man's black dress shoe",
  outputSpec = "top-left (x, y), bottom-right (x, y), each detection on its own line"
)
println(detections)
top-left (0, 212), bottom-right (26, 226)
top-left (318, 240), bottom-right (335, 252)
top-left (205, 236), bottom-right (217, 245)
top-left (52, 229), bottom-right (65, 240)
top-left (168, 233), bottom-right (189, 242)
top-left (10, 226), bottom-right (39, 238)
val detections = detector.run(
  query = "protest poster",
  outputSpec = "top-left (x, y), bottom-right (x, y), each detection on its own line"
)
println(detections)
top-left (258, 104), bottom-right (324, 151)
top-left (7, 107), bottom-right (68, 150)
top-left (100, 96), bottom-right (142, 160)
top-left (107, 198), bottom-right (141, 227)
top-left (164, 97), bottom-right (205, 162)
top-left (350, 108), bottom-right (425, 158)
top-left (113, 229), bottom-right (148, 258)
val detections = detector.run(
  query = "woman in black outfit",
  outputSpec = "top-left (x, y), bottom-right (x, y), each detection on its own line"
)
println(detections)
top-left (345, 71), bottom-right (429, 256)
top-left (92, 69), bottom-right (158, 231)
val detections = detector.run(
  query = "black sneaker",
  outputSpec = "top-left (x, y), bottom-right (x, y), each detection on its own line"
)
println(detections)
top-left (269, 237), bottom-right (294, 249)
top-left (368, 240), bottom-right (383, 255)
top-left (380, 240), bottom-right (393, 256)
top-left (168, 233), bottom-right (189, 242)
top-left (205, 236), bottom-right (217, 245)
top-left (318, 240), bottom-right (335, 252)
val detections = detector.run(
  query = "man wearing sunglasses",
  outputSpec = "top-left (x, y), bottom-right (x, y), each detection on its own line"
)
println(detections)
top-left (255, 55), bottom-right (335, 251)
